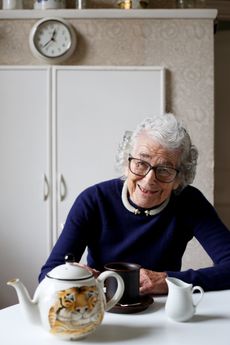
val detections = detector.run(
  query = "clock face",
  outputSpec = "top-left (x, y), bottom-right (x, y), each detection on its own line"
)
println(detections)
top-left (29, 18), bottom-right (77, 63)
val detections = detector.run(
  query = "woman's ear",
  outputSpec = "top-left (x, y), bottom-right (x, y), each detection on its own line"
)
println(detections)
top-left (172, 177), bottom-right (180, 191)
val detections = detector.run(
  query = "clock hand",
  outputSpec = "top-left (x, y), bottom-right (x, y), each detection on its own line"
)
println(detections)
top-left (42, 39), bottom-right (52, 48)
top-left (50, 29), bottom-right (57, 42)
top-left (42, 29), bottom-right (56, 48)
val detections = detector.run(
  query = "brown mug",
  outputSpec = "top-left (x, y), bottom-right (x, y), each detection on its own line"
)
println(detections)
top-left (104, 262), bottom-right (141, 305)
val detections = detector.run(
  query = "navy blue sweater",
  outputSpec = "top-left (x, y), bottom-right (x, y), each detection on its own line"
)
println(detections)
top-left (39, 179), bottom-right (230, 291)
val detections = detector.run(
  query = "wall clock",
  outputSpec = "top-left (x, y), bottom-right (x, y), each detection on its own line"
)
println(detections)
top-left (29, 17), bottom-right (77, 64)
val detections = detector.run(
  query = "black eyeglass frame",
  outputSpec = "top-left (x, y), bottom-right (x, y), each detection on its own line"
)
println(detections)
top-left (128, 155), bottom-right (180, 183)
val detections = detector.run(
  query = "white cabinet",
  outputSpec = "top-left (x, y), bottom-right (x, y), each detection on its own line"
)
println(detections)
top-left (0, 67), bottom-right (51, 308)
top-left (54, 66), bottom-right (165, 238)
top-left (0, 66), bottom-right (165, 308)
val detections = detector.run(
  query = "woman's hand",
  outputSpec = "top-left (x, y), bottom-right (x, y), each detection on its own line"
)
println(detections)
top-left (140, 268), bottom-right (168, 295)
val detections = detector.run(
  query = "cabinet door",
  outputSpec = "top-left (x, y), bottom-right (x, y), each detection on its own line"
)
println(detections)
top-left (54, 67), bottom-right (165, 242)
top-left (0, 67), bottom-right (51, 308)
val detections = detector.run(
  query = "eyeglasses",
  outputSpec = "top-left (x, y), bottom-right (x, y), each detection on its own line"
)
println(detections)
top-left (128, 156), bottom-right (179, 183)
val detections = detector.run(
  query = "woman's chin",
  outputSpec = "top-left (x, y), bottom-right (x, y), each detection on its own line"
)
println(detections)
top-left (135, 195), bottom-right (160, 209)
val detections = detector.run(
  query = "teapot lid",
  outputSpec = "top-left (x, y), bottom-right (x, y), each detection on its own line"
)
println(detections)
top-left (47, 254), bottom-right (93, 281)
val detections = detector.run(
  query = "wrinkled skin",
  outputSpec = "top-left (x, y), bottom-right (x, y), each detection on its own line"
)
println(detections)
top-left (140, 269), bottom-right (168, 295)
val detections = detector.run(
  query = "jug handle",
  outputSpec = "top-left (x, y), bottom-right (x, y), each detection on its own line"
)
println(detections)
top-left (192, 286), bottom-right (204, 307)
top-left (97, 271), bottom-right (124, 311)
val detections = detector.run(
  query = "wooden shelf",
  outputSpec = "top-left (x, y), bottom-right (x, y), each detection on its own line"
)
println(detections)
top-left (0, 9), bottom-right (217, 20)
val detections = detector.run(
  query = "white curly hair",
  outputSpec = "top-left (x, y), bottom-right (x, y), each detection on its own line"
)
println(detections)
top-left (115, 113), bottom-right (198, 193)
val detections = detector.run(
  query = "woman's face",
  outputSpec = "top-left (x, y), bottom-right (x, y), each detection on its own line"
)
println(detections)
top-left (126, 133), bottom-right (181, 209)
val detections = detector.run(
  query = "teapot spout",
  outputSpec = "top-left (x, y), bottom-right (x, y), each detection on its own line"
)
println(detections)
top-left (7, 278), bottom-right (39, 324)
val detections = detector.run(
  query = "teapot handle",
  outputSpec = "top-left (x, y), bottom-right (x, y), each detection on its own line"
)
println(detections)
top-left (97, 271), bottom-right (124, 311)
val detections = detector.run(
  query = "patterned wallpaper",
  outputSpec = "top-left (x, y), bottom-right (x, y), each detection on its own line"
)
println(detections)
top-left (0, 15), bottom-right (214, 268)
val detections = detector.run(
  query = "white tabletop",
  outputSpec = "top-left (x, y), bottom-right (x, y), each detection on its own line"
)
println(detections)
top-left (1, 290), bottom-right (230, 345)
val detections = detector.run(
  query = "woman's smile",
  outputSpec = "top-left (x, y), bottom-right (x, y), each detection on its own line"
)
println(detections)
top-left (138, 184), bottom-right (158, 195)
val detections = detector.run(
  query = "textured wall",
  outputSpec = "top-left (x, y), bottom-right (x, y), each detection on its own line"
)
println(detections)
top-left (0, 15), bottom-right (214, 268)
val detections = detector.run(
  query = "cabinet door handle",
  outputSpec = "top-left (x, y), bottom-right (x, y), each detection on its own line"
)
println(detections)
top-left (43, 174), bottom-right (49, 201)
top-left (59, 174), bottom-right (67, 202)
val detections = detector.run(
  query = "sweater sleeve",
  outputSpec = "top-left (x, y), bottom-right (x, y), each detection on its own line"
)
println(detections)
top-left (38, 186), bottom-right (98, 282)
top-left (167, 187), bottom-right (230, 291)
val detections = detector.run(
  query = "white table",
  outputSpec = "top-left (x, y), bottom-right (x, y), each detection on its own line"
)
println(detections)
top-left (1, 290), bottom-right (230, 345)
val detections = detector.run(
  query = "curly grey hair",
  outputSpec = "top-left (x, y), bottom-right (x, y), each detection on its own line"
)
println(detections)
top-left (115, 113), bottom-right (198, 193)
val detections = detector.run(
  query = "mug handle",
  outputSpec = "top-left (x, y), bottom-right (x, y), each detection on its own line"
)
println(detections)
top-left (192, 285), bottom-right (204, 307)
top-left (97, 271), bottom-right (124, 311)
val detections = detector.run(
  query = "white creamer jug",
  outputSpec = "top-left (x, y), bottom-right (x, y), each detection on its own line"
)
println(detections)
top-left (165, 277), bottom-right (204, 322)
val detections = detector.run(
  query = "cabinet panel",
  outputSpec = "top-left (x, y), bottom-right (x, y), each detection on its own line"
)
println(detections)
top-left (54, 67), bottom-right (165, 240)
top-left (0, 67), bottom-right (51, 308)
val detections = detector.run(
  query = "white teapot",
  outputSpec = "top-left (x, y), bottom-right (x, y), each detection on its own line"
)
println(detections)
top-left (7, 255), bottom-right (124, 340)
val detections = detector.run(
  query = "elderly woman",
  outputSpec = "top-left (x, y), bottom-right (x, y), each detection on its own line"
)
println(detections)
top-left (39, 113), bottom-right (230, 294)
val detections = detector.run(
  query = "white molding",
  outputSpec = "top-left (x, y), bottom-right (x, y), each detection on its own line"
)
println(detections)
top-left (0, 9), bottom-right (217, 20)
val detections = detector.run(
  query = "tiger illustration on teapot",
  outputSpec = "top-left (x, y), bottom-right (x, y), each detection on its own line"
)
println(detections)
top-left (48, 285), bottom-right (104, 338)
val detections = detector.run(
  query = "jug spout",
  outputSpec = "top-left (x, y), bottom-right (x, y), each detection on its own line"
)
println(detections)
top-left (166, 277), bottom-right (192, 289)
top-left (7, 278), bottom-right (39, 324)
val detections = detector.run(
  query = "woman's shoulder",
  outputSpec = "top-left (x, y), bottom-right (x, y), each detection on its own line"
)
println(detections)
top-left (179, 185), bottom-right (203, 197)
top-left (69, 178), bottom-right (123, 214)
top-left (179, 185), bottom-right (208, 199)
top-left (175, 185), bottom-right (213, 210)
top-left (77, 178), bottom-right (123, 201)
top-left (85, 178), bottom-right (123, 193)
